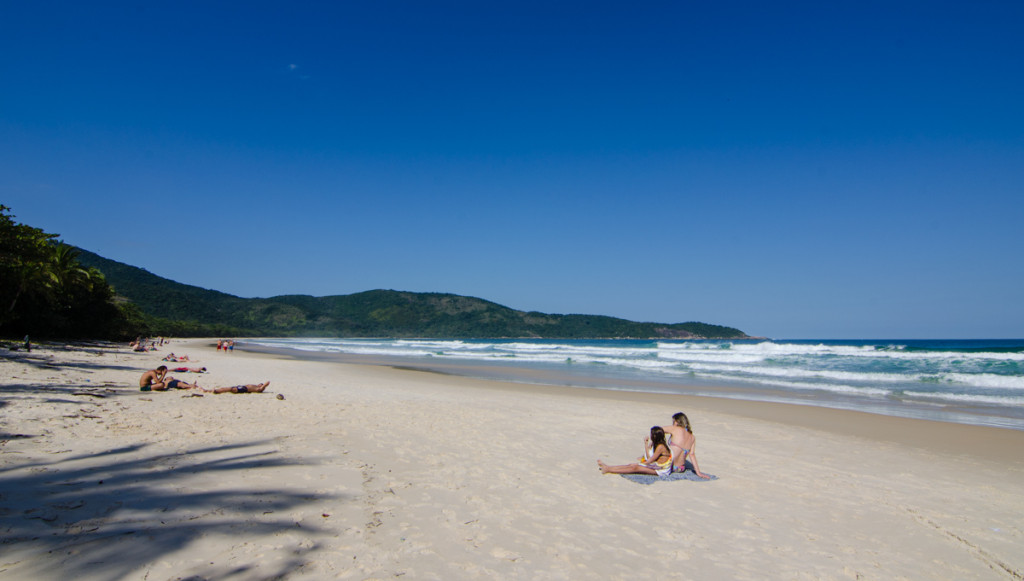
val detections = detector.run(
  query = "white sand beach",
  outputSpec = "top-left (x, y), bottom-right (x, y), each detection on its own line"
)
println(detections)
top-left (2, 339), bottom-right (1023, 580)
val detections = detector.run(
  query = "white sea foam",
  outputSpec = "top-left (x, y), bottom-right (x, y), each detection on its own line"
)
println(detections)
top-left (657, 350), bottom-right (769, 365)
top-left (658, 340), bottom-right (1024, 362)
top-left (944, 373), bottom-right (1024, 390)
top-left (245, 338), bottom-right (1024, 419)
top-left (684, 362), bottom-right (921, 385)
top-left (698, 373), bottom-right (892, 397)
top-left (901, 391), bottom-right (1024, 405)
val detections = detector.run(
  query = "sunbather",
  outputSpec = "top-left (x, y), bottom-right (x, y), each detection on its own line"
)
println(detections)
top-left (205, 381), bottom-right (269, 394)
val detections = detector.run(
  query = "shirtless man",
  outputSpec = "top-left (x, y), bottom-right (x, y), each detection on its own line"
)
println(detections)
top-left (139, 366), bottom-right (199, 391)
top-left (205, 381), bottom-right (270, 394)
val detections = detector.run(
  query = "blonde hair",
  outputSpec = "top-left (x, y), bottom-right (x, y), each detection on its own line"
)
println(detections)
top-left (672, 412), bottom-right (692, 433)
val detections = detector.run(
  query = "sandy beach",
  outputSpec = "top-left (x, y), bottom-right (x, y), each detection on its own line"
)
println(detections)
top-left (2, 339), bottom-right (1023, 580)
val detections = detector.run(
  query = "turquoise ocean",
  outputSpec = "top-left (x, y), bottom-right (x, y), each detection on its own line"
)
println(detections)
top-left (243, 338), bottom-right (1024, 431)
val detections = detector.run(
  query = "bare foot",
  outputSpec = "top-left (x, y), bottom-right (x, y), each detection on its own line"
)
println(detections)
top-left (597, 460), bottom-right (610, 474)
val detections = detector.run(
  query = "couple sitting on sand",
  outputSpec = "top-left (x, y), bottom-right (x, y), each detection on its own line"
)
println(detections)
top-left (139, 366), bottom-right (199, 391)
top-left (139, 366), bottom-right (269, 394)
top-left (598, 412), bottom-right (710, 479)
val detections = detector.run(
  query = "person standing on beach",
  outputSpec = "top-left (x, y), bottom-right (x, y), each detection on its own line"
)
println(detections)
top-left (663, 412), bottom-right (710, 479)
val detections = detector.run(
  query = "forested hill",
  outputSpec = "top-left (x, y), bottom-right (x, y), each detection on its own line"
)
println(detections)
top-left (76, 249), bottom-right (750, 339)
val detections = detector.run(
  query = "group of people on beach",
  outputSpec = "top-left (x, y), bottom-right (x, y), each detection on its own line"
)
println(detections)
top-left (598, 412), bottom-right (709, 479)
top-left (136, 339), bottom-right (699, 473)
top-left (139, 365), bottom-right (269, 394)
top-left (136, 339), bottom-right (268, 394)
top-left (131, 336), bottom-right (163, 352)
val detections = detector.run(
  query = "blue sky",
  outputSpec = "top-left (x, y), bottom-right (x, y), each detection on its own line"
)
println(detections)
top-left (2, 1), bottom-right (1022, 339)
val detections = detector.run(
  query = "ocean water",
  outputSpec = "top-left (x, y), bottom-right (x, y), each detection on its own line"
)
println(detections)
top-left (243, 337), bottom-right (1024, 430)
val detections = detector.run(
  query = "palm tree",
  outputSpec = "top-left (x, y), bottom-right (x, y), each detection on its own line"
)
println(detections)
top-left (1, 206), bottom-right (134, 338)
top-left (50, 243), bottom-right (93, 299)
top-left (0, 206), bottom-right (57, 325)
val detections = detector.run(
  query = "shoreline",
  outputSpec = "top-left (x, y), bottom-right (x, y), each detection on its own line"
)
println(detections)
top-left (2, 338), bottom-right (1022, 579)
top-left (240, 339), bottom-right (1024, 435)
top-left (279, 344), bottom-right (1024, 465)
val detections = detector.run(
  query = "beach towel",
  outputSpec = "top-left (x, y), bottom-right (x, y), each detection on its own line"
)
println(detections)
top-left (619, 463), bottom-right (718, 485)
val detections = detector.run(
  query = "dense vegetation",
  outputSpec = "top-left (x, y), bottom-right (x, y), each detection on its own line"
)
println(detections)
top-left (76, 249), bottom-right (750, 339)
top-left (0, 206), bottom-right (138, 339)
top-left (1, 206), bottom-right (749, 340)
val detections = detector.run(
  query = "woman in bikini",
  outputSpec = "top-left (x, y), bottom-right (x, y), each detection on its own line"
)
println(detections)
top-left (598, 426), bottom-right (674, 476)
top-left (663, 412), bottom-right (710, 479)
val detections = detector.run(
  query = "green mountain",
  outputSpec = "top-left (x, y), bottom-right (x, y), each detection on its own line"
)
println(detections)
top-left (76, 248), bottom-right (750, 339)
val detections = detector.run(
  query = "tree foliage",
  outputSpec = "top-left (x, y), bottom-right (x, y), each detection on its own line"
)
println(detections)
top-left (76, 249), bottom-right (752, 339)
top-left (0, 206), bottom-right (138, 339)
top-left (2, 206), bottom-right (750, 340)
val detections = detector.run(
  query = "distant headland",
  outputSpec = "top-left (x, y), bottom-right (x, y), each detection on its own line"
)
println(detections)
top-left (75, 249), bottom-right (753, 340)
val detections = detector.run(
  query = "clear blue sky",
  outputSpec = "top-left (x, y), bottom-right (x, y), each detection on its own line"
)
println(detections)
top-left (2, 1), bottom-right (1022, 339)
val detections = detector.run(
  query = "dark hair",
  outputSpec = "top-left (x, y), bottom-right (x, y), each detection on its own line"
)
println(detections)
top-left (157, 365), bottom-right (167, 372)
top-left (650, 426), bottom-right (668, 454)
top-left (673, 412), bottom-right (692, 433)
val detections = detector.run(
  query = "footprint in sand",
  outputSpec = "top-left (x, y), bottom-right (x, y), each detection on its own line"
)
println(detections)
top-left (490, 548), bottom-right (522, 561)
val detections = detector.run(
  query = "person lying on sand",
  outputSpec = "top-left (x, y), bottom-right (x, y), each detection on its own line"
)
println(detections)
top-left (663, 412), bottom-right (710, 479)
top-left (162, 353), bottom-right (191, 362)
top-left (598, 426), bottom-right (675, 476)
top-left (172, 366), bottom-right (207, 373)
top-left (204, 381), bottom-right (269, 394)
top-left (139, 366), bottom-right (200, 391)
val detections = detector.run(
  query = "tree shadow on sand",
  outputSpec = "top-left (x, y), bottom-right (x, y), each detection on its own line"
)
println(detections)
top-left (2, 343), bottom-right (149, 374)
top-left (0, 379), bottom-right (131, 415)
top-left (1, 353), bottom-right (141, 374)
top-left (0, 440), bottom-right (345, 580)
